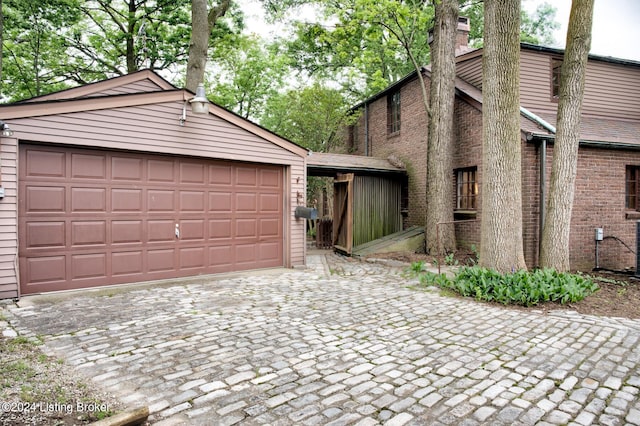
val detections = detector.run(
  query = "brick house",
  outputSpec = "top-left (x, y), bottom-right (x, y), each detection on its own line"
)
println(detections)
top-left (346, 21), bottom-right (640, 271)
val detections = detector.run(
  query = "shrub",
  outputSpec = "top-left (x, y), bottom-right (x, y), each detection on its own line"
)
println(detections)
top-left (433, 266), bottom-right (599, 307)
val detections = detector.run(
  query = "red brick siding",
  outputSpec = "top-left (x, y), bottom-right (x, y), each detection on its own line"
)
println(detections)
top-left (349, 75), bottom-right (640, 271)
top-left (452, 98), bottom-right (483, 250)
top-left (364, 76), bottom-right (429, 228)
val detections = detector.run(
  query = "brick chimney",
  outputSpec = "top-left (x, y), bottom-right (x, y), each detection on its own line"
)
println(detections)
top-left (455, 16), bottom-right (471, 55)
top-left (428, 16), bottom-right (472, 56)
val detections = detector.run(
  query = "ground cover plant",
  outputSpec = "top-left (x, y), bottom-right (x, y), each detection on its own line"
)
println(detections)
top-left (0, 333), bottom-right (122, 425)
top-left (411, 264), bottom-right (599, 307)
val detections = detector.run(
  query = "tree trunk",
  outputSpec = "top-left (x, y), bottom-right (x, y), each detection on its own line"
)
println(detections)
top-left (479, 0), bottom-right (527, 273)
top-left (186, 0), bottom-right (230, 92)
top-left (126, 0), bottom-right (136, 73)
top-left (425, 0), bottom-right (458, 255)
top-left (540, 0), bottom-right (594, 271)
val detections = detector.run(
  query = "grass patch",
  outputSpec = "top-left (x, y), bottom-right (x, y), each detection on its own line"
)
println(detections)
top-left (411, 265), bottom-right (599, 307)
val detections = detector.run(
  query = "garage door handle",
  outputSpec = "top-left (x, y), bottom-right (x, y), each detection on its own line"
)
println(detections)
top-left (175, 224), bottom-right (180, 239)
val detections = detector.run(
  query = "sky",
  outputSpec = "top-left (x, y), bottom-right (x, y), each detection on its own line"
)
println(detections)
top-left (519, 0), bottom-right (639, 61)
top-left (242, 0), bottom-right (640, 62)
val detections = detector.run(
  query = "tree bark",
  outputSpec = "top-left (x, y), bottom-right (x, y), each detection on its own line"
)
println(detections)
top-left (186, 0), bottom-right (230, 92)
top-left (540, 0), bottom-right (594, 271)
top-left (479, 0), bottom-right (527, 273)
top-left (425, 0), bottom-right (458, 255)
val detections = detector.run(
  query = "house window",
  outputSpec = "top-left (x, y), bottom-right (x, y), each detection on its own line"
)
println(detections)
top-left (551, 59), bottom-right (562, 99)
top-left (387, 90), bottom-right (401, 134)
top-left (456, 167), bottom-right (478, 210)
top-left (626, 166), bottom-right (640, 210)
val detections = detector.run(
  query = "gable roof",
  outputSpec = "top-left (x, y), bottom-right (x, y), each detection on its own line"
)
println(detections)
top-left (0, 70), bottom-right (308, 157)
top-left (19, 69), bottom-right (177, 103)
top-left (352, 43), bottom-right (640, 148)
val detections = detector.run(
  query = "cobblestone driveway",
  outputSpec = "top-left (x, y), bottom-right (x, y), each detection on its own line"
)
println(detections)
top-left (5, 253), bottom-right (640, 425)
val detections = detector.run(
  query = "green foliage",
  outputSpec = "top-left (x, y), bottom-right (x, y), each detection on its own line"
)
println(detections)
top-left (461, 1), bottom-right (559, 47)
top-left (2, 0), bottom-right (82, 100)
top-left (443, 252), bottom-right (458, 267)
top-left (209, 34), bottom-right (288, 121)
top-left (413, 266), bottom-right (599, 306)
top-left (261, 82), bottom-right (357, 152)
top-left (410, 260), bottom-right (426, 274)
top-left (283, 0), bottom-right (434, 98)
top-left (418, 271), bottom-right (449, 287)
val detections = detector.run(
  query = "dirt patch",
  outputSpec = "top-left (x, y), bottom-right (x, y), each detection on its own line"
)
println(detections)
top-left (368, 251), bottom-right (640, 320)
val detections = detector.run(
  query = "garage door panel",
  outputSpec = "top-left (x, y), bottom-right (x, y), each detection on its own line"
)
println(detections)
top-left (25, 149), bottom-right (65, 178)
top-left (71, 153), bottom-right (107, 180)
top-left (148, 190), bottom-right (175, 211)
top-left (71, 253), bottom-right (106, 280)
top-left (210, 165), bottom-right (232, 185)
top-left (148, 220), bottom-right (175, 242)
top-left (26, 222), bottom-right (66, 248)
top-left (20, 144), bottom-right (284, 294)
top-left (179, 247), bottom-right (205, 269)
top-left (112, 157), bottom-right (143, 181)
top-left (148, 159), bottom-right (175, 182)
top-left (148, 249), bottom-right (175, 272)
top-left (210, 219), bottom-right (232, 239)
top-left (71, 221), bottom-right (106, 246)
top-left (112, 251), bottom-right (143, 276)
top-left (260, 193), bottom-right (281, 212)
top-left (112, 189), bottom-right (143, 212)
top-left (180, 191), bottom-right (205, 212)
top-left (236, 168), bottom-right (257, 186)
top-left (209, 246), bottom-right (233, 267)
top-left (236, 193), bottom-right (257, 212)
top-left (112, 221), bottom-right (143, 244)
top-left (259, 219), bottom-right (281, 238)
top-left (236, 219), bottom-right (257, 238)
top-left (210, 192), bottom-right (232, 212)
top-left (179, 220), bottom-right (205, 240)
top-left (259, 242), bottom-right (281, 262)
top-left (25, 256), bottom-right (66, 284)
top-left (260, 169), bottom-right (282, 188)
top-left (235, 244), bottom-right (256, 264)
top-left (71, 188), bottom-right (106, 212)
top-left (180, 162), bottom-right (205, 184)
top-left (26, 186), bottom-right (65, 212)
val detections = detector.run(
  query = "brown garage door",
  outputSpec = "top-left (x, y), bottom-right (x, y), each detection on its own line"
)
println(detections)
top-left (19, 144), bottom-right (284, 294)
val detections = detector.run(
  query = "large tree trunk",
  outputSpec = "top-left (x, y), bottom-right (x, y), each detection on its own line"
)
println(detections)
top-left (479, 0), bottom-right (527, 273)
top-left (186, 0), bottom-right (230, 92)
top-left (425, 0), bottom-right (458, 255)
top-left (540, 0), bottom-right (594, 271)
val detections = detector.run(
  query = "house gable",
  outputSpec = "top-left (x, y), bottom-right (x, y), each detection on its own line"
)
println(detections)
top-left (21, 70), bottom-right (176, 103)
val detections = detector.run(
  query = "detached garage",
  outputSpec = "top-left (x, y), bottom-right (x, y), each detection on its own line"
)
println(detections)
top-left (0, 70), bottom-right (308, 298)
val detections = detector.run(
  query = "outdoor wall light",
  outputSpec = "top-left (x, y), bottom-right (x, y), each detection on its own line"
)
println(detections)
top-left (0, 121), bottom-right (13, 137)
top-left (179, 83), bottom-right (210, 126)
top-left (190, 83), bottom-right (210, 115)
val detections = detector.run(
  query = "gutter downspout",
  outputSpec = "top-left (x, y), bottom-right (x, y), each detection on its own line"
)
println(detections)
top-left (519, 107), bottom-right (556, 264)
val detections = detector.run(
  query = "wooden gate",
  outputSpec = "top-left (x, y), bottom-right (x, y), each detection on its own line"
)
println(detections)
top-left (333, 173), bottom-right (354, 254)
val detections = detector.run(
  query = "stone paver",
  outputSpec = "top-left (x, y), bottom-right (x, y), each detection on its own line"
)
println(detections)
top-left (2, 252), bottom-right (640, 425)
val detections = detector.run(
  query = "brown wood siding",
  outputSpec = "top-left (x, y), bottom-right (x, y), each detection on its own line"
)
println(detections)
top-left (456, 49), bottom-right (640, 121)
top-left (519, 50), bottom-right (640, 120)
top-left (455, 56), bottom-right (483, 88)
top-left (90, 80), bottom-right (167, 97)
top-left (10, 103), bottom-right (301, 165)
top-left (0, 137), bottom-right (18, 299)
